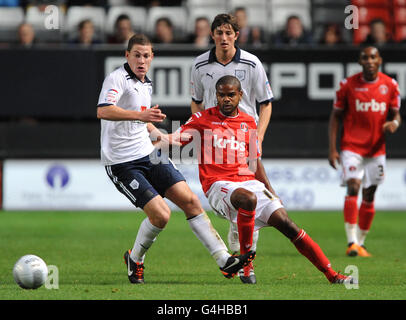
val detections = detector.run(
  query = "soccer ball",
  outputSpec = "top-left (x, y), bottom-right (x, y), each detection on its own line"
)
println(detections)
top-left (13, 254), bottom-right (48, 289)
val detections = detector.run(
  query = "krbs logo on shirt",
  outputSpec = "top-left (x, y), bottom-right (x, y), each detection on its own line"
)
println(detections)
top-left (213, 134), bottom-right (246, 151)
top-left (355, 99), bottom-right (386, 114)
top-left (46, 164), bottom-right (69, 189)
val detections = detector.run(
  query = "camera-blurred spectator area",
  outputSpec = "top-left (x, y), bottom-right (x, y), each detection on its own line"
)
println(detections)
top-left (0, 0), bottom-right (406, 46)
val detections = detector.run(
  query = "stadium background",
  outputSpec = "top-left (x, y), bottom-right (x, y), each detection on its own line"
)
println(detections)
top-left (0, 0), bottom-right (405, 211)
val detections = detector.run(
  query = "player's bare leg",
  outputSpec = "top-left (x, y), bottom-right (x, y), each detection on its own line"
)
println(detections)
top-left (267, 208), bottom-right (354, 284)
top-left (344, 178), bottom-right (362, 256)
top-left (230, 188), bottom-right (257, 284)
top-left (125, 195), bottom-right (171, 283)
top-left (357, 185), bottom-right (377, 257)
top-left (165, 181), bottom-right (255, 277)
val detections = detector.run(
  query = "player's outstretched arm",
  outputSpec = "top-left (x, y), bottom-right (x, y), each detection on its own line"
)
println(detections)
top-left (383, 108), bottom-right (401, 134)
top-left (97, 104), bottom-right (166, 122)
top-left (328, 109), bottom-right (343, 169)
top-left (147, 124), bottom-right (192, 148)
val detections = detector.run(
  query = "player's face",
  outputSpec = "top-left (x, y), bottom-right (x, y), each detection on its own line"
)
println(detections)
top-left (211, 24), bottom-right (239, 52)
top-left (359, 47), bottom-right (382, 80)
top-left (125, 44), bottom-right (154, 81)
top-left (216, 84), bottom-right (243, 116)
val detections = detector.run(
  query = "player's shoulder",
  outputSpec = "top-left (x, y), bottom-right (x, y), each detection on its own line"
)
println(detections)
top-left (238, 48), bottom-right (261, 68)
top-left (193, 50), bottom-right (211, 70)
top-left (190, 107), bottom-right (213, 120)
top-left (379, 72), bottom-right (399, 87)
top-left (337, 72), bottom-right (358, 89)
top-left (104, 65), bottom-right (127, 82)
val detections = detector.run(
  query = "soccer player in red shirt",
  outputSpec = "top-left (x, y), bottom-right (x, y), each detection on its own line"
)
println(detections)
top-left (328, 46), bottom-right (401, 257)
top-left (178, 75), bottom-right (354, 284)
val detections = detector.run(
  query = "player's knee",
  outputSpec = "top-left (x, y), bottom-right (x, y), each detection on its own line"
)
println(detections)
top-left (362, 186), bottom-right (377, 202)
top-left (149, 206), bottom-right (171, 228)
top-left (347, 179), bottom-right (361, 196)
top-left (231, 188), bottom-right (257, 211)
top-left (181, 192), bottom-right (204, 218)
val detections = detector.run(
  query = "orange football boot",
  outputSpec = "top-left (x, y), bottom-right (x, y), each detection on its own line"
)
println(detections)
top-left (346, 243), bottom-right (359, 257)
top-left (357, 245), bottom-right (372, 257)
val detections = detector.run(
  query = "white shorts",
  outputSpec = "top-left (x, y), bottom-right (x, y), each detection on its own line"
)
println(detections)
top-left (340, 150), bottom-right (385, 188)
top-left (206, 180), bottom-right (284, 231)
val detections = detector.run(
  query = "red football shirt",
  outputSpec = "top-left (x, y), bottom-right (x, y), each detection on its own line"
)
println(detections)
top-left (180, 106), bottom-right (260, 194)
top-left (334, 72), bottom-right (401, 157)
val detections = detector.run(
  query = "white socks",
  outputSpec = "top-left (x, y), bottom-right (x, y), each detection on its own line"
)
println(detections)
top-left (345, 223), bottom-right (370, 246)
top-left (345, 222), bottom-right (358, 245)
top-left (130, 217), bottom-right (163, 263)
top-left (188, 213), bottom-right (230, 268)
top-left (357, 226), bottom-right (369, 247)
top-left (131, 213), bottom-right (231, 268)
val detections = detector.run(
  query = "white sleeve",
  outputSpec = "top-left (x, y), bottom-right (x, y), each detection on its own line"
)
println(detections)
top-left (97, 72), bottom-right (125, 106)
top-left (253, 60), bottom-right (274, 105)
top-left (190, 61), bottom-right (204, 103)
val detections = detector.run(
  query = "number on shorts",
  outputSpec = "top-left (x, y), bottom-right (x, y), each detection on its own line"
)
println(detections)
top-left (377, 165), bottom-right (384, 177)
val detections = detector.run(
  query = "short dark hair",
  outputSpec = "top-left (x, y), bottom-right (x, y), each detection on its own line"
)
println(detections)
top-left (211, 13), bottom-right (239, 33)
top-left (78, 19), bottom-right (93, 30)
top-left (156, 17), bottom-right (173, 29)
top-left (370, 18), bottom-right (385, 27)
top-left (127, 33), bottom-right (152, 52)
top-left (215, 75), bottom-right (242, 91)
top-left (115, 14), bottom-right (131, 27)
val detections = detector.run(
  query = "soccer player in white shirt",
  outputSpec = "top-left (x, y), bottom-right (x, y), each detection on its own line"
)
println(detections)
top-left (190, 14), bottom-right (273, 283)
top-left (97, 34), bottom-right (254, 284)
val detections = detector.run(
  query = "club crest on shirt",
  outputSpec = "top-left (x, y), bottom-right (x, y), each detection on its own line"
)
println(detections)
top-left (235, 70), bottom-right (246, 81)
top-left (379, 84), bottom-right (388, 95)
top-left (240, 122), bottom-right (248, 132)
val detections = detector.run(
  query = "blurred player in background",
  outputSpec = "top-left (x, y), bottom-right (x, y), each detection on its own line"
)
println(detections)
top-left (190, 13), bottom-right (273, 283)
top-left (328, 46), bottom-right (401, 257)
top-left (96, 34), bottom-right (254, 284)
top-left (180, 75), bottom-right (354, 285)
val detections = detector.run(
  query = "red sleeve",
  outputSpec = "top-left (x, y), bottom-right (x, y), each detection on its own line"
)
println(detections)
top-left (333, 79), bottom-right (348, 110)
top-left (389, 78), bottom-right (401, 110)
top-left (179, 112), bottom-right (202, 146)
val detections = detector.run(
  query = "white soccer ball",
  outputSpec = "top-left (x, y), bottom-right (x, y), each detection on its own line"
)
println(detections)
top-left (13, 254), bottom-right (48, 289)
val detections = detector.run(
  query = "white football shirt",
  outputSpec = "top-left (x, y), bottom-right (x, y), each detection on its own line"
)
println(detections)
top-left (97, 63), bottom-right (155, 165)
top-left (190, 47), bottom-right (273, 122)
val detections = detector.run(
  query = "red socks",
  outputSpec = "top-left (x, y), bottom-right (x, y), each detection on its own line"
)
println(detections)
top-left (237, 208), bottom-right (255, 254)
top-left (344, 195), bottom-right (358, 224)
top-left (292, 229), bottom-right (337, 282)
top-left (358, 201), bottom-right (375, 231)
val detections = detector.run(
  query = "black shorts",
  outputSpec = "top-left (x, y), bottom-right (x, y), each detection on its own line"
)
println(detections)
top-left (105, 151), bottom-right (185, 209)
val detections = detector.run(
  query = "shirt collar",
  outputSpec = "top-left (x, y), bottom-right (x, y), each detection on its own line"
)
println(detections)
top-left (208, 46), bottom-right (241, 64)
top-left (124, 62), bottom-right (152, 83)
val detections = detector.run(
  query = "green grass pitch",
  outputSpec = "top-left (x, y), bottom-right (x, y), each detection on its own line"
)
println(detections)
top-left (0, 210), bottom-right (405, 300)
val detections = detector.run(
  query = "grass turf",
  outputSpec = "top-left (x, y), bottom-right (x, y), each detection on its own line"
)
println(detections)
top-left (0, 210), bottom-right (405, 300)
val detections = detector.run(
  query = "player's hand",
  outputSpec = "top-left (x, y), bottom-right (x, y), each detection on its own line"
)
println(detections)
top-left (138, 105), bottom-right (166, 123)
top-left (328, 150), bottom-right (340, 169)
top-left (152, 131), bottom-right (192, 148)
top-left (382, 120), bottom-right (399, 134)
top-left (169, 131), bottom-right (192, 146)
